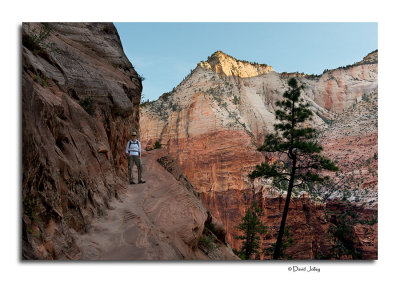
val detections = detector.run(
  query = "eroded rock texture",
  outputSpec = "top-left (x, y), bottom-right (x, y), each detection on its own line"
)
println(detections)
top-left (76, 149), bottom-right (238, 260)
top-left (22, 23), bottom-right (237, 261)
top-left (140, 50), bottom-right (378, 259)
top-left (22, 23), bottom-right (142, 259)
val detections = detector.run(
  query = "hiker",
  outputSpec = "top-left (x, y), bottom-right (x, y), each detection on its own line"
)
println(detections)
top-left (126, 131), bottom-right (145, 184)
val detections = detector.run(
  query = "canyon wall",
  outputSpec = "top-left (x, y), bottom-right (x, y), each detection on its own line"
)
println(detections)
top-left (76, 149), bottom-right (238, 260)
top-left (22, 23), bottom-right (238, 260)
top-left (140, 50), bottom-right (378, 259)
top-left (22, 22), bottom-right (143, 259)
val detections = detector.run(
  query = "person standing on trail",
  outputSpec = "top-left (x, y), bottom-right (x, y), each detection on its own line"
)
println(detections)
top-left (126, 131), bottom-right (145, 184)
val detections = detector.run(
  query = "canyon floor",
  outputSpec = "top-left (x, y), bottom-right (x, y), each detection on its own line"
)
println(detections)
top-left (74, 149), bottom-right (237, 260)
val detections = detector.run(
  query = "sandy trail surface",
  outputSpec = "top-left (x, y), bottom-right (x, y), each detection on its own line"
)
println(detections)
top-left (75, 149), bottom-right (209, 260)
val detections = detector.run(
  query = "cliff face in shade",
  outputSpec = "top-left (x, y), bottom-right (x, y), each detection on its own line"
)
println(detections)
top-left (140, 50), bottom-right (378, 259)
top-left (76, 149), bottom-right (238, 260)
top-left (22, 23), bottom-right (143, 259)
top-left (201, 190), bottom-right (377, 259)
top-left (22, 23), bottom-right (237, 260)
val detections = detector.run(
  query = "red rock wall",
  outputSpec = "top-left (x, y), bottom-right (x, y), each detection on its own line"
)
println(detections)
top-left (166, 130), bottom-right (263, 193)
top-left (139, 51), bottom-right (378, 260)
top-left (22, 23), bottom-right (142, 259)
top-left (201, 190), bottom-right (377, 259)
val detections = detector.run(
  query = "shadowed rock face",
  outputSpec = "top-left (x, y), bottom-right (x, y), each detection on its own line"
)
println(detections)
top-left (22, 23), bottom-right (142, 259)
top-left (22, 23), bottom-right (237, 261)
top-left (140, 50), bottom-right (378, 259)
top-left (201, 190), bottom-right (377, 260)
top-left (76, 149), bottom-right (238, 260)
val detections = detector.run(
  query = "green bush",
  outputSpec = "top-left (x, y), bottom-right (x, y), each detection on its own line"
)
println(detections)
top-left (23, 197), bottom-right (37, 221)
top-left (140, 99), bottom-right (151, 108)
top-left (154, 140), bottom-right (161, 149)
top-left (359, 215), bottom-right (378, 225)
top-left (325, 206), bottom-right (363, 259)
top-left (199, 234), bottom-right (215, 251)
top-left (233, 248), bottom-right (246, 260)
top-left (33, 72), bottom-right (48, 87)
top-left (23, 23), bottom-right (55, 55)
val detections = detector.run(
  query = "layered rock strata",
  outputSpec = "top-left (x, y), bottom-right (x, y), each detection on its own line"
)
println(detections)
top-left (202, 190), bottom-right (377, 259)
top-left (22, 22), bottom-right (142, 259)
top-left (140, 50), bottom-right (378, 259)
top-left (22, 23), bottom-right (237, 260)
top-left (76, 149), bottom-right (238, 260)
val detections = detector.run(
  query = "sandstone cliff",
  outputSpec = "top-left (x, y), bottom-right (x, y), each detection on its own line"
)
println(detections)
top-left (22, 22), bottom-right (143, 259)
top-left (140, 50), bottom-right (378, 259)
top-left (76, 149), bottom-right (238, 260)
top-left (200, 50), bottom-right (275, 78)
top-left (22, 23), bottom-right (236, 260)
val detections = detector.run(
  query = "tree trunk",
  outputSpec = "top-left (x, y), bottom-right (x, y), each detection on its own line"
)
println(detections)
top-left (273, 157), bottom-right (296, 259)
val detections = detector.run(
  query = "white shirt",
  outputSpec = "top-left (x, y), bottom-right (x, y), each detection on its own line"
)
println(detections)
top-left (126, 139), bottom-right (141, 156)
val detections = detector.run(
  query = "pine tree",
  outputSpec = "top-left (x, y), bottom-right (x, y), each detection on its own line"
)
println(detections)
top-left (249, 78), bottom-right (338, 259)
top-left (235, 202), bottom-right (267, 260)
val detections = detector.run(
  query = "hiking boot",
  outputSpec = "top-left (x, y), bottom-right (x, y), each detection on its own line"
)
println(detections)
top-left (138, 180), bottom-right (146, 184)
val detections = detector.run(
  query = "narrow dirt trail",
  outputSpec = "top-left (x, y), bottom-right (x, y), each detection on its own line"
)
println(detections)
top-left (74, 149), bottom-right (212, 260)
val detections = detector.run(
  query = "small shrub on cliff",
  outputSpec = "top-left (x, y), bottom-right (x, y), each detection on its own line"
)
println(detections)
top-left (33, 72), bottom-right (48, 87)
top-left (140, 99), bottom-right (151, 108)
top-left (23, 197), bottom-right (37, 222)
top-left (327, 214), bottom-right (361, 259)
top-left (23, 23), bottom-right (56, 55)
top-left (198, 231), bottom-right (219, 254)
top-left (154, 140), bottom-right (162, 149)
top-left (321, 204), bottom-right (365, 259)
top-left (171, 103), bottom-right (179, 111)
top-left (146, 141), bottom-right (162, 151)
top-left (79, 97), bottom-right (95, 116)
top-left (359, 214), bottom-right (378, 226)
top-left (199, 234), bottom-right (214, 250)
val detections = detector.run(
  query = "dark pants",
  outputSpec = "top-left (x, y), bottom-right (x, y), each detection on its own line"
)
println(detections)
top-left (128, 155), bottom-right (142, 182)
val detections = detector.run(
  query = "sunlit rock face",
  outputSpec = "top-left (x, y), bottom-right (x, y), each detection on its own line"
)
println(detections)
top-left (140, 49), bottom-right (378, 259)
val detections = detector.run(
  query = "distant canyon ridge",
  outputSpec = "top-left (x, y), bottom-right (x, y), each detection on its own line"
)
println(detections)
top-left (140, 50), bottom-right (378, 259)
top-left (21, 22), bottom-right (377, 260)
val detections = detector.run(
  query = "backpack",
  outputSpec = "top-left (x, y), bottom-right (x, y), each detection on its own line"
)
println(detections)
top-left (129, 139), bottom-right (139, 147)
top-left (128, 139), bottom-right (140, 152)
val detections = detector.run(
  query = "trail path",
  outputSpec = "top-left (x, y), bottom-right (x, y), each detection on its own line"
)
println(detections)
top-left (75, 149), bottom-right (212, 260)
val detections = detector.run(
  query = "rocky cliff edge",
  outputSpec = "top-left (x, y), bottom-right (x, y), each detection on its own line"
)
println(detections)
top-left (22, 23), bottom-right (236, 260)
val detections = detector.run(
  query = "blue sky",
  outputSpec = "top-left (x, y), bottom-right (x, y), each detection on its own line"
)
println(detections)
top-left (114, 23), bottom-right (377, 102)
